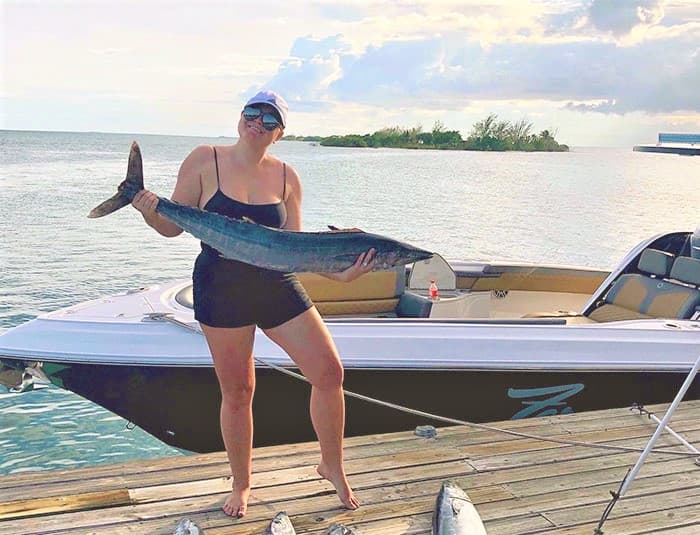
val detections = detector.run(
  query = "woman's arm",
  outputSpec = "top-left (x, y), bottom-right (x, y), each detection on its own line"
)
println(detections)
top-left (321, 249), bottom-right (377, 282)
top-left (132, 145), bottom-right (210, 237)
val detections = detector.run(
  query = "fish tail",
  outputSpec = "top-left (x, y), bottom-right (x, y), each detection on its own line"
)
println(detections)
top-left (88, 141), bottom-right (145, 218)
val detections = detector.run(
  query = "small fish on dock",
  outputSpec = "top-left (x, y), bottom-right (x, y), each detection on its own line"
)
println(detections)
top-left (325, 522), bottom-right (356, 534)
top-left (433, 481), bottom-right (486, 535)
top-left (265, 511), bottom-right (296, 535)
top-left (173, 517), bottom-right (204, 535)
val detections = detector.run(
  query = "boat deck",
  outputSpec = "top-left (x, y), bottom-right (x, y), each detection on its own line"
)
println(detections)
top-left (1, 400), bottom-right (699, 534)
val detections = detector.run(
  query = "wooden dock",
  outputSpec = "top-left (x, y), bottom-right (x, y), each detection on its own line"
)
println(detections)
top-left (1, 400), bottom-right (700, 534)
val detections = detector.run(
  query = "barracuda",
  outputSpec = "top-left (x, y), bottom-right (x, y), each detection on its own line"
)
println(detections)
top-left (433, 481), bottom-right (487, 535)
top-left (89, 142), bottom-right (433, 273)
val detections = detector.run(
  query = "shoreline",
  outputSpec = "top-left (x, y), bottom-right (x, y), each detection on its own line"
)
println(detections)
top-left (290, 139), bottom-right (570, 152)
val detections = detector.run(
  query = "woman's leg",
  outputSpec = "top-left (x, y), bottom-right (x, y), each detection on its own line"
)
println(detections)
top-left (263, 307), bottom-right (360, 510)
top-left (200, 323), bottom-right (257, 518)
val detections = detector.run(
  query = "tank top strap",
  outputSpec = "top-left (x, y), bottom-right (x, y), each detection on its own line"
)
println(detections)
top-left (282, 162), bottom-right (287, 200)
top-left (212, 146), bottom-right (221, 189)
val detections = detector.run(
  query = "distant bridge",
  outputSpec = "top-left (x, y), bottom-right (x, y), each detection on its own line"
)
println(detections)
top-left (633, 132), bottom-right (700, 155)
top-left (658, 133), bottom-right (700, 144)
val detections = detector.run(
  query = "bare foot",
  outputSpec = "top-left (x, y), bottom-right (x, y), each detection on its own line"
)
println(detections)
top-left (317, 463), bottom-right (360, 510)
top-left (222, 486), bottom-right (250, 518)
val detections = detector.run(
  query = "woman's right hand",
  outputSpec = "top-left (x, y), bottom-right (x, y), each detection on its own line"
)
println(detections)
top-left (132, 190), bottom-right (160, 220)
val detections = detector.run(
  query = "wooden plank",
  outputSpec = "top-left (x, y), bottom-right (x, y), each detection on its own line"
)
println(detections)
top-left (542, 487), bottom-right (700, 531)
top-left (469, 427), bottom-right (700, 472)
top-left (0, 489), bottom-right (131, 520)
top-left (464, 419), bottom-right (700, 461)
top-left (643, 524), bottom-right (700, 534)
top-left (334, 513), bottom-right (431, 535)
top-left (504, 456), bottom-right (695, 497)
top-left (482, 513), bottom-right (555, 535)
top-left (476, 471), bottom-right (700, 523)
top-left (542, 502), bottom-right (700, 534)
top-left (468, 446), bottom-right (697, 489)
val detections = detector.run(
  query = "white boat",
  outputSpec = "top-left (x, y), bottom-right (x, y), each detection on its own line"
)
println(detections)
top-left (1, 231), bottom-right (699, 452)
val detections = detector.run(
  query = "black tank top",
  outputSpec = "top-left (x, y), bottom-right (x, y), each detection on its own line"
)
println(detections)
top-left (201, 147), bottom-right (288, 256)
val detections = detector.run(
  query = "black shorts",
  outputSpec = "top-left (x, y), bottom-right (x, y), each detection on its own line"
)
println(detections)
top-left (193, 250), bottom-right (314, 329)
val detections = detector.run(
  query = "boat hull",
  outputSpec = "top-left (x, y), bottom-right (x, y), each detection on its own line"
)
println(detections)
top-left (4, 359), bottom-right (697, 452)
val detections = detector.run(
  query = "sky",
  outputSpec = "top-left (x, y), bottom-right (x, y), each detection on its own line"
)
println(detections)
top-left (2, 0), bottom-right (699, 146)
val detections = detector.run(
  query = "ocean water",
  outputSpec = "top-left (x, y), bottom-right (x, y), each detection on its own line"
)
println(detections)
top-left (1, 129), bottom-right (698, 475)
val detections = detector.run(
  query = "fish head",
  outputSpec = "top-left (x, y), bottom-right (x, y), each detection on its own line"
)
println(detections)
top-left (265, 511), bottom-right (296, 535)
top-left (375, 240), bottom-right (433, 269)
top-left (325, 523), bottom-right (355, 534)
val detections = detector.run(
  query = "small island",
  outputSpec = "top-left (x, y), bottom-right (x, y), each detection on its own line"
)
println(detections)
top-left (284, 114), bottom-right (568, 152)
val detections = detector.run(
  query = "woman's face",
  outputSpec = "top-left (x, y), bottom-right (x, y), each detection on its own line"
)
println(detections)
top-left (238, 104), bottom-right (284, 143)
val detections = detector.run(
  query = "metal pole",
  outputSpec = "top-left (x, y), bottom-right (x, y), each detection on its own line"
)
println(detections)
top-left (619, 352), bottom-right (700, 497)
top-left (644, 412), bottom-right (700, 455)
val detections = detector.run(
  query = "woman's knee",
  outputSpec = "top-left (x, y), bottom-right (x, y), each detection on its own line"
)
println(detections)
top-left (310, 352), bottom-right (344, 390)
top-left (220, 380), bottom-right (255, 411)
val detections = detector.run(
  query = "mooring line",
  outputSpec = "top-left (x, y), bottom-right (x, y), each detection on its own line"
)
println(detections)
top-left (147, 312), bottom-right (700, 458)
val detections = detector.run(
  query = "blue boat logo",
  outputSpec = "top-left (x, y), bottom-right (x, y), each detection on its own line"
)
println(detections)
top-left (507, 383), bottom-right (584, 419)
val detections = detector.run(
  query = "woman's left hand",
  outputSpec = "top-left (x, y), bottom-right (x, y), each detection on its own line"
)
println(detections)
top-left (326, 248), bottom-right (377, 283)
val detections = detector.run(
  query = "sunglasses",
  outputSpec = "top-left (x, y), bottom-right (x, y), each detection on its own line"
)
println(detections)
top-left (242, 106), bottom-right (282, 131)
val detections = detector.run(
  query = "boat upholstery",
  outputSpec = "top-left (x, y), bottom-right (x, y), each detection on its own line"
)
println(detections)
top-left (463, 267), bottom-right (607, 294)
top-left (588, 249), bottom-right (700, 322)
top-left (670, 256), bottom-right (700, 286)
top-left (297, 267), bottom-right (404, 316)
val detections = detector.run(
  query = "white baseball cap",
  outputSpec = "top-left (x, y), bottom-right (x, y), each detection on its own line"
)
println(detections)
top-left (244, 90), bottom-right (288, 128)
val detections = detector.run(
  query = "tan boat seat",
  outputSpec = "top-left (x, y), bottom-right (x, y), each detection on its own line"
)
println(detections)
top-left (297, 267), bottom-right (405, 316)
top-left (588, 249), bottom-right (700, 322)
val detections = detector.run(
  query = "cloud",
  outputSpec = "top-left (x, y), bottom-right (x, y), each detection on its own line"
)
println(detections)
top-left (330, 39), bottom-right (447, 103)
top-left (240, 35), bottom-right (351, 116)
top-left (290, 34), bottom-right (351, 59)
top-left (587, 0), bottom-right (667, 35)
top-left (260, 22), bottom-right (699, 115)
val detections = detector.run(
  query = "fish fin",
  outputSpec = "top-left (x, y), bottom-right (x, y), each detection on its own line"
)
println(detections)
top-left (88, 141), bottom-right (145, 218)
top-left (88, 193), bottom-right (132, 218)
top-left (326, 226), bottom-right (365, 233)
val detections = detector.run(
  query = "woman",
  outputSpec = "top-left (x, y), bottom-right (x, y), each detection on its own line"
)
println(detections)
top-left (132, 90), bottom-right (371, 518)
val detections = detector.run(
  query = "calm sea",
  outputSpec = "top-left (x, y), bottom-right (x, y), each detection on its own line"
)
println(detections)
top-left (0, 129), bottom-right (698, 475)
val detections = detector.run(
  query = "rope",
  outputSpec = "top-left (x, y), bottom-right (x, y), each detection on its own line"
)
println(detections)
top-left (593, 470), bottom-right (627, 535)
top-left (146, 312), bottom-right (699, 458)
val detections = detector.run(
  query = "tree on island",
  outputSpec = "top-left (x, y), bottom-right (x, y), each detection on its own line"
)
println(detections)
top-left (464, 113), bottom-right (566, 151)
top-left (284, 114), bottom-right (568, 152)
